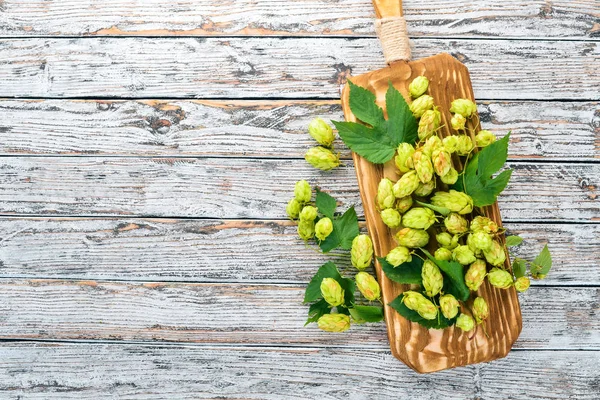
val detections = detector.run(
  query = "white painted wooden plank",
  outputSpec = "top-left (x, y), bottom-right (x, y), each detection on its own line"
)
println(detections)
top-left (0, 0), bottom-right (597, 39)
top-left (0, 99), bottom-right (597, 161)
top-left (0, 38), bottom-right (597, 99)
top-left (0, 218), bottom-right (595, 285)
top-left (0, 157), bottom-right (596, 221)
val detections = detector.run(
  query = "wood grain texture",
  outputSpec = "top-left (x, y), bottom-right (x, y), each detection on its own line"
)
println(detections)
top-left (0, 38), bottom-right (597, 99)
top-left (0, 0), bottom-right (597, 39)
top-left (0, 279), bottom-right (596, 349)
top-left (1, 99), bottom-right (598, 161)
top-left (0, 157), bottom-right (597, 221)
top-left (0, 218), bottom-right (593, 285)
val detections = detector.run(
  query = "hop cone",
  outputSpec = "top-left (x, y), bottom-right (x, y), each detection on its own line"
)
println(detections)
top-left (456, 135), bottom-right (474, 156)
top-left (381, 208), bottom-right (402, 228)
top-left (444, 213), bottom-right (469, 234)
top-left (439, 294), bottom-right (460, 319)
top-left (393, 171), bottom-right (420, 198)
top-left (487, 267), bottom-right (513, 289)
top-left (476, 130), bottom-right (496, 148)
top-left (472, 297), bottom-right (489, 324)
top-left (450, 98), bottom-right (477, 118)
top-left (465, 259), bottom-right (487, 291)
top-left (305, 146), bottom-right (340, 171)
top-left (432, 149), bottom-right (453, 177)
top-left (294, 180), bottom-right (312, 203)
top-left (315, 217), bottom-right (333, 241)
top-left (395, 196), bottom-right (413, 214)
top-left (386, 246), bottom-right (412, 267)
top-left (418, 109), bottom-right (441, 140)
top-left (436, 232), bottom-right (459, 250)
top-left (286, 198), bottom-right (302, 220)
top-left (414, 180), bottom-right (436, 197)
top-left (395, 143), bottom-right (415, 173)
top-left (443, 135), bottom-right (459, 153)
top-left (320, 278), bottom-right (345, 307)
top-left (431, 190), bottom-right (474, 214)
top-left (351, 234), bottom-right (373, 270)
top-left (466, 234), bottom-right (482, 258)
top-left (434, 247), bottom-right (453, 261)
top-left (297, 220), bottom-right (315, 240)
top-left (396, 228), bottom-right (430, 248)
top-left (412, 150), bottom-right (434, 183)
top-left (471, 231), bottom-right (493, 251)
top-left (355, 272), bottom-right (381, 301)
top-left (299, 205), bottom-right (318, 222)
top-left (409, 76), bottom-right (429, 98)
top-left (514, 276), bottom-right (531, 292)
top-left (402, 291), bottom-right (438, 320)
top-left (455, 313), bottom-right (475, 332)
top-left (453, 245), bottom-right (477, 266)
top-left (422, 136), bottom-right (443, 158)
top-left (483, 240), bottom-right (507, 267)
top-left (402, 207), bottom-right (436, 230)
top-left (317, 313), bottom-right (350, 332)
top-left (451, 113), bottom-right (466, 131)
top-left (471, 216), bottom-right (499, 234)
top-left (410, 95), bottom-right (435, 118)
top-left (422, 260), bottom-right (443, 297)
top-left (377, 178), bottom-right (396, 210)
top-left (308, 118), bottom-right (335, 147)
top-left (440, 168), bottom-right (459, 185)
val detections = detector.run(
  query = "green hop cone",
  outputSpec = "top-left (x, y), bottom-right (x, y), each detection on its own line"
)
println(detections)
top-left (317, 313), bottom-right (350, 333)
top-left (451, 113), bottom-right (466, 131)
top-left (380, 208), bottom-right (402, 228)
top-left (409, 95), bottom-right (435, 118)
top-left (402, 291), bottom-right (438, 320)
top-left (315, 217), bottom-right (333, 241)
top-left (414, 180), bottom-right (436, 197)
top-left (444, 212), bottom-right (469, 234)
top-left (351, 234), bottom-right (373, 270)
top-left (409, 76), bottom-right (429, 98)
top-left (431, 190), bottom-right (474, 214)
top-left (355, 272), bottom-right (381, 301)
top-left (453, 245), bottom-right (477, 266)
top-left (470, 216), bottom-right (499, 234)
top-left (297, 220), bottom-right (315, 240)
top-left (450, 98), bottom-right (477, 118)
top-left (439, 294), bottom-right (460, 319)
top-left (436, 232), bottom-right (459, 250)
top-left (487, 267), bottom-right (513, 289)
top-left (305, 146), bottom-right (340, 171)
top-left (299, 205), bottom-right (318, 222)
top-left (393, 170), bottom-right (420, 198)
top-left (514, 276), bottom-right (531, 292)
top-left (386, 246), bottom-right (412, 267)
top-left (412, 150), bottom-right (434, 184)
top-left (377, 178), bottom-right (396, 210)
top-left (422, 260), bottom-right (444, 297)
top-left (466, 233), bottom-right (483, 257)
top-left (475, 130), bottom-right (496, 148)
top-left (402, 207), bottom-right (436, 230)
top-left (440, 168), bottom-right (459, 185)
top-left (320, 277), bottom-right (345, 307)
top-left (432, 149), bottom-right (453, 177)
top-left (471, 231), bottom-right (493, 251)
top-left (483, 240), bottom-right (507, 267)
top-left (472, 297), bottom-right (489, 324)
top-left (395, 196), bottom-right (413, 214)
top-left (456, 135), bottom-right (475, 156)
top-left (294, 180), bottom-right (312, 203)
top-left (418, 109), bottom-right (441, 140)
top-left (422, 136), bottom-right (443, 158)
top-left (395, 143), bottom-right (416, 173)
top-left (465, 259), bottom-right (487, 291)
top-left (443, 135), bottom-right (459, 153)
top-left (396, 228), bottom-right (430, 248)
top-left (286, 198), bottom-right (302, 220)
top-left (455, 313), bottom-right (475, 332)
top-left (435, 247), bottom-right (453, 261)
top-left (308, 118), bottom-right (335, 147)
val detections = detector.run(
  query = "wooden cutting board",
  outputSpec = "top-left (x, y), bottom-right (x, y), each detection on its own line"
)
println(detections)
top-left (340, 0), bottom-right (522, 373)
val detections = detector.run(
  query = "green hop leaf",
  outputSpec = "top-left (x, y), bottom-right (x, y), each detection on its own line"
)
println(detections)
top-left (305, 299), bottom-right (331, 326)
top-left (512, 258), bottom-right (527, 279)
top-left (531, 244), bottom-right (552, 277)
top-left (422, 249), bottom-right (470, 301)
top-left (379, 256), bottom-right (423, 285)
top-left (304, 262), bottom-right (355, 307)
top-left (349, 305), bottom-right (384, 324)
top-left (315, 188), bottom-right (337, 219)
top-left (319, 206), bottom-right (360, 253)
top-left (388, 296), bottom-right (454, 329)
top-left (505, 235), bottom-right (524, 247)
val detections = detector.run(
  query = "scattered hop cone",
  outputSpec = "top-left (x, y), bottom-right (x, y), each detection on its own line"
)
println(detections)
top-left (514, 276), bottom-right (531, 292)
top-left (286, 198), bottom-right (302, 219)
top-left (456, 313), bottom-right (475, 332)
top-left (308, 118), bottom-right (335, 147)
top-left (381, 208), bottom-right (402, 228)
top-left (440, 168), bottom-right (459, 185)
top-left (475, 130), bottom-right (496, 148)
top-left (471, 231), bottom-right (493, 251)
top-left (432, 149), bottom-right (453, 177)
top-left (409, 76), bottom-right (429, 98)
top-left (395, 196), bottom-right (413, 214)
top-left (453, 245), bottom-right (477, 265)
top-left (355, 272), bottom-right (381, 301)
top-left (410, 95), bottom-right (435, 118)
top-left (297, 220), bottom-right (315, 240)
top-left (436, 232), bottom-right (459, 250)
top-left (443, 135), bottom-right (459, 154)
top-left (320, 277), bottom-right (345, 307)
top-left (294, 180), bottom-right (312, 203)
top-left (444, 213), bottom-right (469, 234)
top-left (317, 313), bottom-right (350, 332)
top-left (470, 216), bottom-right (499, 234)
top-left (402, 291), bottom-right (438, 320)
top-left (393, 171), bottom-right (420, 198)
top-left (472, 297), bottom-right (489, 324)
top-left (412, 150), bottom-right (434, 183)
top-left (435, 247), bottom-right (453, 261)
top-left (315, 217), bottom-right (333, 241)
top-left (483, 240), bottom-right (507, 267)
top-left (465, 259), bottom-right (487, 291)
top-left (402, 207), bottom-right (436, 230)
top-left (422, 136), bottom-right (443, 158)
top-left (487, 267), bottom-right (513, 289)
top-left (450, 98), bottom-right (477, 118)
top-left (466, 233), bottom-right (483, 258)
top-left (299, 205), bottom-right (318, 222)
top-left (431, 190), bottom-right (474, 214)
top-left (305, 146), bottom-right (340, 171)
top-left (439, 294), bottom-right (460, 319)
top-left (395, 143), bottom-right (416, 173)
top-left (422, 260), bottom-right (444, 297)
top-left (377, 178), bottom-right (396, 210)
top-left (396, 228), bottom-right (430, 248)
top-left (451, 113), bottom-right (467, 131)
top-left (386, 246), bottom-right (412, 267)
top-left (418, 109), bottom-right (441, 140)
top-left (414, 180), bottom-right (436, 197)
top-left (456, 135), bottom-right (475, 156)
top-left (351, 234), bottom-right (373, 270)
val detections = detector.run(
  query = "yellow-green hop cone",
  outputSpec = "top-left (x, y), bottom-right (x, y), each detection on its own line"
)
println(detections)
top-left (450, 98), bottom-right (477, 118)
top-left (386, 246), bottom-right (412, 267)
top-left (514, 276), bottom-right (531, 292)
top-left (472, 297), bottom-right (489, 324)
top-left (475, 130), bottom-right (496, 148)
top-left (435, 247), bottom-right (453, 261)
top-left (297, 220), bottom-right (315, 240)
top-left (418, 109), bottom-right (441, 140)
top-left (451, 113), bottom-right (466, 131)
top-left (317, 313), bottom-right (350, 332)
top-left (423, 136), bottom-right (443, 158)
top-left (487, 267), bottom-right (513, 289)
top-left (431, 190), bottom-right (474, 214)
top-left (396, 228), bottom-right (430, 248)
top-left (456, 135), bottom-right (475, 156)
top-left (453, 245), bottom-right (477, 265)
top-left (432, 149), bottom-right (453, 177)
top-left (422, 260), bottom-right (444, 297)
top-left (315, 217), bottom-right (333, 241)
top-left (436, 232), bottom-right (459, 250)
top-left (412, 150), bottom-right (434, 183)
top-left (355, 272), bottom-right (381, 301)
top-left (393, 170), bottom-right (420, 198)
top-left (409, 95), bottom-right (435, 118)
top-left (299, 205), bottom-right (318, 222)
top-left (456, 313), bottom-right (475, 332)
top-left (381, 208), bottom-right (402, 228)
top-left (470, 216), bottom-right (499, 234)
top-left (483, 240), bottom-right (507, 267)
top-left (440, 168), bottom-right (459, 185)
top-left (377, 178), bottom-right (396, 210)
top-left (308, 118), bottom-right (335, 147)
top-left (439, 294), bottom-right (460, 319)
top-left (402, 207), bottom-right (436, 230)
top-left (414, 180), bottom-right (435, 197)
top-left (465, 259), bottom-right (487, 291)
top-left (305, 146), bottom-right (340, 171)
top-left (471, 231), bottom-right (493, 251)
top-left (286, 198), bottom-right (302, 220)
top-left (466, 233), bottom-right (483, 257)
top-left (444, 212), bottom-right (469, 234)
top-left (409, 76), bottom-right (429, 98)
top-left (294, 180), bottom-right (312, 203)
top-left (320, 277), bottom-right (345, 307)
top-left (402, 291), bottom-right (438, 320)
top-left (443, 135), bottom-right (459, 153)
top-left (395, 143), bottom-right (415, 173)
top-left (351, 234), bottom-right (373, 270)
top-left (395, 196), bottom-right (413, 214)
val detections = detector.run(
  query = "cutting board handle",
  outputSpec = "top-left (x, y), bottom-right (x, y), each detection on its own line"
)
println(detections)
top-left (371, 0), bottom-right (411, 64)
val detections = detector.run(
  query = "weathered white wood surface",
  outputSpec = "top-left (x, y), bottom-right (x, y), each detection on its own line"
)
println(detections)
top-left (0, 218), bottom-right (596, 285)
top-left (0, 99), bottom-right (598, 161)
top-left (0, 0), bottom-right (597, 39)
top-left (0, 38), bottom-right (597, 99)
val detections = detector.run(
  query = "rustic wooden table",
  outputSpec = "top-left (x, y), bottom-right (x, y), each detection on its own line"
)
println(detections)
top-left (0, 1), bottom-right (598, 398)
